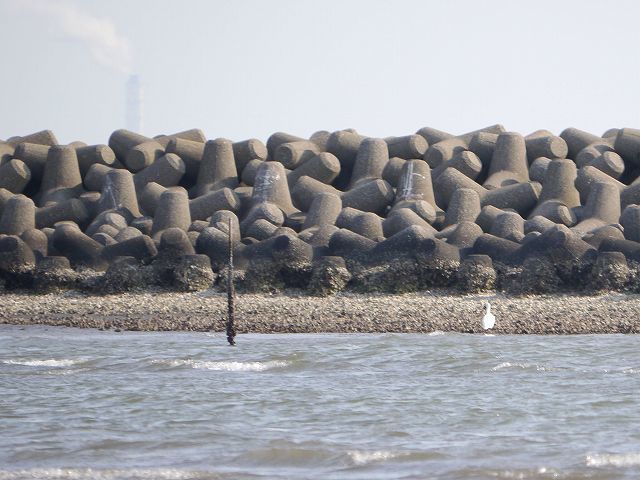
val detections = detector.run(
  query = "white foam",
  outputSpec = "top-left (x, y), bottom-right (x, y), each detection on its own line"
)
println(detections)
top-left (2, 359), bottom-right (85, 368)
top-left (491, 362), bottom-right (550, 372)
top-left (153, 359), bottom-right (289, 372)
top-left (347, 450), bottom-right (405, 465)
top-left (0, 468), bottom-right (212, 480)
top-left (428, 330), bottom-right (446, 336)
top-left (586, 452), bottom-right (640, 467)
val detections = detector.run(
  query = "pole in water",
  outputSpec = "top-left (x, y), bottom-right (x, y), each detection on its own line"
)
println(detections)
top-left (226, 217), bottom-right (236, 346)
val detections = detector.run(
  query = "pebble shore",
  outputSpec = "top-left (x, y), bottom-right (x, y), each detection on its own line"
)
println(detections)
top-left (0, 290), bottom-right (639, 334)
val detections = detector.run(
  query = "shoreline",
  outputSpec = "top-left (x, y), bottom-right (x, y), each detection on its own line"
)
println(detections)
top-left (0, 290), bottom-right (639, 334)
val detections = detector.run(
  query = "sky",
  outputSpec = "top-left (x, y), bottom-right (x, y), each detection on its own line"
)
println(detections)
top-left (0, 0), bottom-right (639, 145)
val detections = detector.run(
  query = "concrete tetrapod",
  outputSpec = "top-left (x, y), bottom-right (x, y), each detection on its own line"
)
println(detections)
top-left (12, 143), bottom-right (49, 185)
top-left (274, 141), bottom-right (321, 169)
top-left (21, 229), bottom-right (48, 260)
top-left (209, 210), bottom-right (241, 240)
top-left (35, 199), bottom-right (89, 232)
top-left (40, 145), bottom-right (83, 205)
top-left (152, 188), bottom-right (192, 238)
top-left (583, 225), bottom-right (625, 248)
top-left (251, 161), bottom-right (297, 216)
top-left (98, 169), bottom-right (142, 217)
top-left (524, 130), bottom-right (568, 162)
top-left (580, 151), bottom-right (625, 180)
top-left (385, 135), bottom-right (428, 159)
top-left (0, 195), bottom-right (35, 235)
top-left (484, 132), bottom-right (529, 189)
top-left (490, 212), bottom-right (525, 242)
top-left (232, 138), bottom-right (268, 172)
top-left (195, 138), bottom-right (238, 196)
top-left (189, 188), bottom-right (240, 221)
top-left (327, 228), bottom-right (376, 260)
top-left (382, 208), bottom-right (436, 238)
top-left (286, 152), bottom-right (341, 187)
top-left (572, 182), bottom-right (621, 235)
top-left (560, 127), bottom-right (607, 159)
top-left (431, 150), bottom-right (483, 181)
top-left (444, 188), bottom-right (481, 228)
top-left (266, 132), bottom-right (306, 159)
top-left (0, 159), bottom-right (31, 193)
top-left (109, 129), bottom-right (164, 173)
top-left (614, 128), bottom-right (640, 167)
top-left (621, 205), bottom-right (640, 242)
top-left (240, 203), bottom-right (284, 234)
top-left (166, 138), bottom-right (204, 184)
top-left (528, 157), bottom-right (551, 184)
top-left (382, 157), bottom-right (406, 187)
top-left (133, 153), bottom-right (185, 189)
top-left (303, 192), bottom-right (342, 230)
top-left (102, 235), bottom-right (158, 263)
top-left (575, 166), bottom-right (624, 205)
top-left (468, 132), bottom-right (498, 173)
top-left (575, 144), bottom-right (614, 167)
top-left (75, 145), bottom-right (116, 176)
top-left (0, 235), bottom-right (36, 277)
top-left (349, 138), bottom-right (389, 187)
top-left (326, 130), bottom-right (366, 189)
top-left (340, 211), bottom-right (385, 241)
top-left (443, 221), bottom-right (483, 251)
top-left (7, 129), bottom-right (58, 147)
top-left (529, 159), bottom-right (580, 226)
top-left (154, 128), bottom-right (206, 148)
top-left (52, 223), bottom-right (107, 270)
top-left (395, 160), bottom-right (437, 205)
top-left (434, 167), bottom-right (540, 214)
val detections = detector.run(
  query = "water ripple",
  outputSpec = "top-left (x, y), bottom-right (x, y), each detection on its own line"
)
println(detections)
top-left (0, 468), bottom-right (223, 480)
top-left (2, 328), bottom-right (640, 480)
top-left (586, 452), bottom-right (640, 467)
top-left (2, 359), bottom-right (88, 368)
top-left (150, 359), bottom-right (290, 372)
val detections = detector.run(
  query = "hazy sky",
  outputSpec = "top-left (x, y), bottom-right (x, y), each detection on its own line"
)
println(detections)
top-left (1, 0), bottom-right (639, 145)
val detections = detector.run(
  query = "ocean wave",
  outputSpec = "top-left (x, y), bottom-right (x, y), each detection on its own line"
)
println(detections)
top-left (586, 452), bottom-right (640, 467)
top-left (1, 359), bottom-right (86, 368)
top-left (451, 466), bottom-right (560, 478)
top-left (491, 362), bottom-right (551, 372)
top-left (621, 368), bottom-right (640, 374)
top-left (491, 362), bottom-right (640, 375)
top-left (346, 450), bottom-right (410, 466)
top-left (0, 468), bottom-right (216, 480)
top-left (238, 444), bottom-right (439, 470)
top-left (151, 359), bottom-right (289, 372)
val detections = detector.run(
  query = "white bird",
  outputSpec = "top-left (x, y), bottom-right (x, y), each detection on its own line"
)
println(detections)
top-left (482, 302), bottom-right (495, 330)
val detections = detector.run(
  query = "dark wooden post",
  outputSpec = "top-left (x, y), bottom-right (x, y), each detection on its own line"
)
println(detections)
top-left (226, 218), bottom-right (236, 346)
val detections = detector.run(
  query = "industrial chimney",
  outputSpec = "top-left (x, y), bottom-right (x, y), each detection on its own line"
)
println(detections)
top-left (126, 74), bottom-right (143, 133)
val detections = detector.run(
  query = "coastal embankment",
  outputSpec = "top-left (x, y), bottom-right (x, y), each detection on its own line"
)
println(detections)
top-left (1, 290), bottom-right (638, 334)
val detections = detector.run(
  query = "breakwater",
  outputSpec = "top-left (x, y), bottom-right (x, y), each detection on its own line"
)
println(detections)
top-left (0, 126), bottom-right (639, 295)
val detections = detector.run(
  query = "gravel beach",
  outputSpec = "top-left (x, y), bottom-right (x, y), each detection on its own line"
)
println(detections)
top-left (0, 290), bottom-right (639, 334)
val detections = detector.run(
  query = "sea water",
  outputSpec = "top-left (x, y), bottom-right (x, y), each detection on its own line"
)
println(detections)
top-left (1, 325), bottom-right (639, 479)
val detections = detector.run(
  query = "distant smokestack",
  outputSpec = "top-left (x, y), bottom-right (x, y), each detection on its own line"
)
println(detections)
top-left (126, 74), bottom-right (143, 133)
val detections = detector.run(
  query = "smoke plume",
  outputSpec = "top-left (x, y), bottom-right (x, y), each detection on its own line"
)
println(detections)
top-left (16, 0), bottom-right (133, 74)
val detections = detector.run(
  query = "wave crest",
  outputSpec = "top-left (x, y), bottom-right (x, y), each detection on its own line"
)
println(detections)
top-left (347, 450), bottom-right (406, 465)
top-left (0, 468), bottom-right (213, 480)
top-left (586, 452), bottom-right (640, 467)
top-left (152, 359), bottom-right (289, 372)
top-left (491, 362), bottom-right (551, 372)
top-left (2, 359), bottom-right (86, 368)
